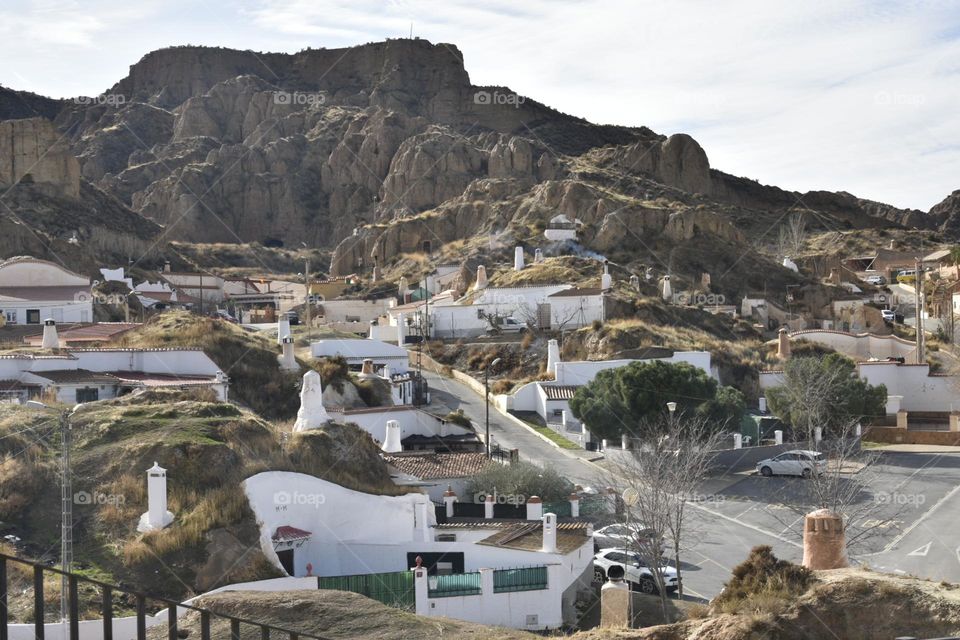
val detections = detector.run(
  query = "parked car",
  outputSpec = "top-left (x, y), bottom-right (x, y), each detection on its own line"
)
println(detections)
top-left (285, 311), bottom-right (300, 326)
top-left (487, 316), bottom-right (525, 334)
top-left (593, 549), bottom-right (679, 594)
top-left (864, 274), bottom-right (886, 285)
top-left (593, 523), bottom-right (667, 556)
top-left (881, 309), bottom-right (896, 322)
top-left (756, 449), bottom-right (827, 478)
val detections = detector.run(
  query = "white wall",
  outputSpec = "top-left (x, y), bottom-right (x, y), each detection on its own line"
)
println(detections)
top-left (0, 260), bottom-right (88, 287)
top-left (790, 330), bottom-right (916, 361)
top-left (545, 294), bottom-right (604, 330)
top-left (72, 350), bottom-right (221, 376)
top-left (319, 299), bottom-right (394, 323)
top-left (857, 362), bottom-right (959, 412)
top-left (553, 351), bottom-right (714, 386)
top-left (0, 300), bottom-right (92, 324)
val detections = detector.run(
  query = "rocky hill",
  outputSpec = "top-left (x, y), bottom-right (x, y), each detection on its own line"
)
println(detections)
top-left (1, 39), bottom-right (956, 294)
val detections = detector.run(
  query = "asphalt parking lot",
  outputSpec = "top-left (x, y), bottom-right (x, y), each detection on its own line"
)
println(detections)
top-left (675, 451), bottom-right (960, 599)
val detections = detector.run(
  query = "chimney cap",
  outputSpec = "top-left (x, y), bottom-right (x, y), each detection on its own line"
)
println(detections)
top-left (527, 496), bottom-right (542, 504)
top-left (485, 494), bottom-right (495, 502)
top-left (44, 318), bottom-right (56, 326)
top-left (443, 486), bottom-right (457, 498)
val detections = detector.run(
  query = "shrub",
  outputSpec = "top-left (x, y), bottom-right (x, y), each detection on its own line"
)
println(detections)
top-left (712, 545), bottom-right (814, 615)
top-left (465, 461), bottom-right (574, 503)
top-left (443, 410), bottom-right (472, 428)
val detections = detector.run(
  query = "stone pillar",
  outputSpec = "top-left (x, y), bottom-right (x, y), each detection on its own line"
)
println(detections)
top-left (733, 433), bottom-right (742, 449)
top-left (777, 327), bottom-right (791, 358)
top-left (479, 567), bottom-right (494, 596)
top-left (951, 413), bottom-right (960, 432)
top-left (802, 509), bottom-right (849, 570)
top-left (600, 568), bottom-right (631, 628)
top-left (759, 397), bottom-right (767, 413)
top-left (514, 246), bottom-right (525, 271)
top-left (277, 318), bottom-right (290, 344)
top-left (542, 513), bottom-right (558, 553)
top-left (412, 558), bottom-right (429, 616)
top-left (897, 410), bottom-right (909, 429)
top-left (41, 319), bottom-right (59, 349)
top-left (443, 487), bottom-right (457, 518)
top-left (484, 494), bottom-right (495, 519)
top-left (774, 430), bottom-right (783, 445)
top-left (569, 493), bottom-right (580, 518)
top-left (526, 496), bottom-right (543, 521)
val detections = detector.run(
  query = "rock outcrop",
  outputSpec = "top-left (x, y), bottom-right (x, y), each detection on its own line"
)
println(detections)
top-left (0, 117), bottom-right (80, 197)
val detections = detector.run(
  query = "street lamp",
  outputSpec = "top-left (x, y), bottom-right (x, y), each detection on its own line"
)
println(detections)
top-left (484, 357), bottom-right (502, 458)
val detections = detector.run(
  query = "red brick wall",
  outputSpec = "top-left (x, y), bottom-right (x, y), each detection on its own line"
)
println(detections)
top-left (864, 427), bottom-right (960, 446)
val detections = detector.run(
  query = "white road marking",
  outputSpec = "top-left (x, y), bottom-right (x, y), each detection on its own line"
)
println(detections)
top-left (907, 542), bottom-right (931, 557)
top-left (882, 482), bottom-right (960, 553)
top-left (689, 502), bottom-right (802, 548)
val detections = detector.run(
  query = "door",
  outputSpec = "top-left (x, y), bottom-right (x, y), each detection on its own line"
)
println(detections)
top-left (276, 548), bottom-right (294, 575)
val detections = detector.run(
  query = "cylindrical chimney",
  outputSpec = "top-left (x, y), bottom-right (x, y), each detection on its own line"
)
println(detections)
top-left (514, 246), bottom-right (525, 271)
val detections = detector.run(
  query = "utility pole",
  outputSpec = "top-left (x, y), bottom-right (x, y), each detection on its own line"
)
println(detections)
top-left (199, 270), bottom-right (203, 316)
top-left (60, 410), bottom-right (72, 623)
top-left (304, 258), bottom-right (311, 328)
top-left (915, 257), bottom-right (925, 364)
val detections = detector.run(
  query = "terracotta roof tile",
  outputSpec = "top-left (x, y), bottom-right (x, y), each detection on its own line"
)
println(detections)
top-left (383, 452), bottom-right (492, 480)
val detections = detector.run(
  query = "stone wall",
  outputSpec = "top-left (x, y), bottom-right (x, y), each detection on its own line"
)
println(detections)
top-left (864, 426), bottom-right (960, 446)
top-left (0, 117), bottom-right (79, 197)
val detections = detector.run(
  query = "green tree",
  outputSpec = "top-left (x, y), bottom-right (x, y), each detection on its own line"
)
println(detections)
top-left (766, 354), bottom-right (886, 435)
top-left (465, 461), bottom-right (573, 503)
top-left (568, 360), bottom-right (745, 439)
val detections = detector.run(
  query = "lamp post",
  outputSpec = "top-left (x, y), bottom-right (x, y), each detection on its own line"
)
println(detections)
top-left (25, 401), bottom-right (82, 625)
top-left (484, 357), bottom-right (502, 458)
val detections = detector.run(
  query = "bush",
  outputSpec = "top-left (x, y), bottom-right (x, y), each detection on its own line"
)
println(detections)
top-left (443, 410), bottom-right (472, 428)
top-left (465, 461), bottom-right (574, 503)
top-left (712, 545), bottom-right (814, 615)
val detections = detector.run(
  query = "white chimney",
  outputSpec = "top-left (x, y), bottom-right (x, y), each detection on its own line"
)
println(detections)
top-left (775, 430), bottom-right (783, 445)
top-left (396, 313), bottom-right (406, 345)
top-left (514, 246), bottom-right (525, 271)
top-left (542, 513), bottom-right (558, 553)
top-left (398, 276), bottom-right (409, 300)
top-left (293, 370), bottom-right (330, 432)
top-left (569, 493), bottom-right (580, 518)
top-left (484, 494), bottom-right (495, 519)
top-left (546, 339), bottom-right (561, 378)
top-left (733, 433), bottom-right (742, 449)
top-left (473, 266), bottom-right (488, 291)
top-left (279, 336), bottom-right (297, 371)
top-left (382, 420), bottom-right (402, 453)
top-left (41, 318), bottom-right (59, 349)
top-left (277, 318), bottom-right (290, 344)
top-left (359, 358), bottom-right (378, 379)
top-left (534, 248), bottom-right (544, 263)
top-left (443, 487), bottom-right (457, 518)
top-left (382, 365), bottom-right (392, 380)
top-left (661, 276), bottom-right (672, 302)
top-left (601, 261), bottom-right (612, 291)
top-left (416, 498), bottom-right (431, 542)
top-left (137, 462), bottom-right (173, 532)
top-left (759, 397), bottom-right (767, 413)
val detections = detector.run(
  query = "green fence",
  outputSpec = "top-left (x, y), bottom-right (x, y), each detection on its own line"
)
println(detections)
top-left (493, 566), bottom-right (548, 593)
top-left (318, 570), bottom-right (415, 609)
top-left (543, 501), bottom-right (572, 517)
top-left (428, 572), bottom-right (482, 597)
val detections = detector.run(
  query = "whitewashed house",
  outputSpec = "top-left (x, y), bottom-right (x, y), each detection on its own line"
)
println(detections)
top-left (310, 338), bottom-right (410, 374)
top-left (0, 345), bottom-right (228, 404)
top-left (243, 472), bottom-right (592, 629)
top-left (0, 256), bottom-right (92, 324)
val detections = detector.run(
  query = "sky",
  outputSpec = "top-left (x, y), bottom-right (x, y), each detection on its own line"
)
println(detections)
top-left (0, 0), bottom-right (957, 211)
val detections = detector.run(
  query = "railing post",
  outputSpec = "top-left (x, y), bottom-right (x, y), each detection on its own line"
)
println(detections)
top-left (136, 595), bottom-right (146, 640)
top-left (33, 565), bottom-right (44, 640)
top-left (200, 610), bottom-right (211, 640)
top-left (68, 574), bottom-right (80, 640)
top-left (102, 585), bottom-right (113, 640)
top-left (0, 557), bottom-right (7, 640)
top-left (231, 618), bottom-right (241, 640)
top-left (168, 603), bottom-right (178, 640)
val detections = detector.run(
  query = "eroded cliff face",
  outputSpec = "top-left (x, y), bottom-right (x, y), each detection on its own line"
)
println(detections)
top-left (0, 117), bottom-right (80, 198)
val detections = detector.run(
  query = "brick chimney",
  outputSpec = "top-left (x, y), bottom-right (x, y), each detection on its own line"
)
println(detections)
top-left (802, 509), bottom-right (849, 569)
top-left (778, 327), bottom-right (791, 358)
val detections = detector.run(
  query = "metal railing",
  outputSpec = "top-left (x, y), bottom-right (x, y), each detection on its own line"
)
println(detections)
top-left (492, 566), bottom-right (548, 593)
top-left (427, 572), bottom-right (482, 598)
top-left (317, 571), bottom-right (415, 609)
top-left (0, 553), bottom-right (327, 640)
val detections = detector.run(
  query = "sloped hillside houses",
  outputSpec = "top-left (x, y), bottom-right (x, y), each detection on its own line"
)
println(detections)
top-left (0, 256), bottom-right (92, 324)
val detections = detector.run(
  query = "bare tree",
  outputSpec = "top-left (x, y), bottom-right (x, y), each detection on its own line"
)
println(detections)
top-left (777, 210), bottom-right (808, 258)
top-left (601, 413), bottom-right (727, 611)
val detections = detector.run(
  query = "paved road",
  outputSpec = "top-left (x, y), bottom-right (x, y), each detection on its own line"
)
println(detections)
top-left (423, 369), bottom-right (598, 486)
top-left (424, 369), bottom-right (960, 598)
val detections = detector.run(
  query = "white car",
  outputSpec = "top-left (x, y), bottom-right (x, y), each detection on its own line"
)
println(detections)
top-left (593, 523), bottom-right (666, 557)
top-left (593, 549), bottom-right (679, 594)
top-left (756, 449), bottom-right (827, 478)
top-left (881, 309), bottom-right (896, 322)
top-left (864, 274), bottom-right (886, 285)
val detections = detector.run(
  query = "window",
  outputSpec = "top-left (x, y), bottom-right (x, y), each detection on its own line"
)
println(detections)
top-left (436, 534), bottom-right (456, 542)
top-left (606, 552), bottom-right (629, 564)
top-left (26, 309), bottom-right (40, 324)
top-left (76, 388), bottom-right (99, 403)
top-left (2, 310), bottom-right (13, 324)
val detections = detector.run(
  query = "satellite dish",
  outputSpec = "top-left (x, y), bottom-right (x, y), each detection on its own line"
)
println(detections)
top-left (621, 488), bottom-right (639, 506)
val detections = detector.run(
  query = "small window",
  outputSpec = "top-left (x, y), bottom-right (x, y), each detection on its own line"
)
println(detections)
top-left (436, 534), bottom-right (456, 542)
top-left (76, 388), bottom-right (99, 403)
top-left (26, 309), bottom-right (40, 324)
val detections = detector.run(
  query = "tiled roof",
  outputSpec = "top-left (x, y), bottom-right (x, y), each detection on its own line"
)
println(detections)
top-left (0, 285), bottom-right (91, 302)
top-left (548, 287), bottom-right (603, 297)
top-left (272, 526), bottom-right (312, 542)
top-left (476, 522), bottom-right (589, 554)
top-left (382, 452), bottom-right (492, 480)
top-left (541, 385), bottom-right (581, 400)
top-left (30, 369), bottom-right (119, 384)
top-left (109, 371), bottom-right (220, 387)
top-left (23, 323), bottom-right (139, 345)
